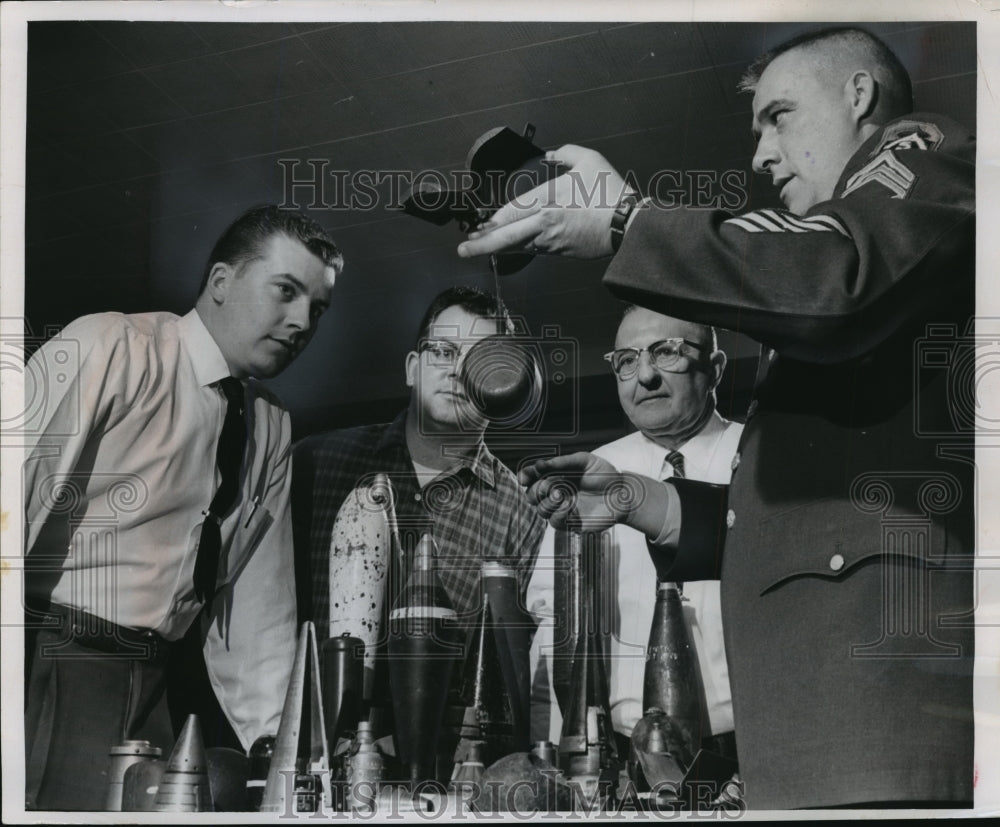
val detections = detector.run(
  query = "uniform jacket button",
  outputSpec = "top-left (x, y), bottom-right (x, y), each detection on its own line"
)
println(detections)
top-left (726, 509), bottom-right (736, 529)
top-left (829, 553), bottom-right (845, 572)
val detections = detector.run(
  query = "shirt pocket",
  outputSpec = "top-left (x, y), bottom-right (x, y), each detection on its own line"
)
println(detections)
top-left (219, 497), bottom-right (274, 586)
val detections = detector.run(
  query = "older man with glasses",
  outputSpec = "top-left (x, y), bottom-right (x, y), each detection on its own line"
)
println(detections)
top-left (527, 305), bottom-right (743, 768)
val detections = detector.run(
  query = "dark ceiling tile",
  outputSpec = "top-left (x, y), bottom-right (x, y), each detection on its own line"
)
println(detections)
top-left (385, 118), bottom-right (480, 175)
top-left (600, 23), bottom-right (713, 83)
top-left (26, 60), bottom-right (63, 98)
top-left (28, 83), bottom-right (124, 142)
top-left (123, 169), bottom-right (215, 219)
top-left (27, 21), bottom-right (134, 93)
top-left (697, 22), bottom-right (769, 74)
top-left (709, 61), bottom-right (757, 116)
top-left (25, 193), bottom-right (88, 246)
top-left (432, 50), bottom-right (537, 114)
top-left (475, 85), bottom-right (640, 150)
top-left (390, 21), bottom-right (604, 68)
top-left (582, 131), bottom-right (670, 185)
top-left (299, 24), bottom-right (421, 84)
top-left (290, 23), bottom-right (348, 36)
top-left (63, 132), bottom-right (161, 185)
top-left (512, 33), bottom-right (616, 98)
top-left (332, 213), bottom-right (459, 265)
top-left (90, 72), bottom-right (189, 130)
top-left (194, 22), bottom-right (296, 52)
top-left (26, 142), bottom-right (102, 197)
top-left (258, 133), bottom-right (408, 223)
top-left (269, 92), bottom-right (380, 151)
top-left (193, 102), bottom-right (285, 158)
top-left (912, 75), bottom-right (976, 131)
top-left (885, 23), bottom-right (978, 83)
top-left (623, 68), bottom-right (732, 132)
top-left (350, 69), bottom-right (458, 131)
top-left (50, 180), bottom-right (156, 234)
top-left (90, 22), bottom-right (213, 68)
top-left (194, 94), bottom-right (377, 160)
top-left (126, 118), bottom-right (230, 170)
top-left (185, 158), bottom-right (276, 211)
top-left (142, 54), bottom-right (256, 116)
top-left (222, 36), bottom-right (344, 100)
top-left (147, 208), bottom-right (237, 297)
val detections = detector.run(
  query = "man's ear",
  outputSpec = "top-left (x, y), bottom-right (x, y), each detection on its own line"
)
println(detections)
top-left (206, 262), bottom-right (233, 305)
top-left (405, 350), bottom-right (418, 388)
top-left (709, 350), bottom-right (727, 390)
top-left (845, 70), bottom-right (878, 124)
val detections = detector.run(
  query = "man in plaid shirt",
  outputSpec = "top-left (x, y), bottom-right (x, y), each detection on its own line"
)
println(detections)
top-left (292, 285), bottom-right (546, 640)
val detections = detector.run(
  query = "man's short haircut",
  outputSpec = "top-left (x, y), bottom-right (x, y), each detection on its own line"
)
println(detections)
top-left (199, 204), bottom-right (344, 293)
top-left (738, 26), bottom-right (913, 119)
top-left (620, 303), bottom-right (718, 353)
top-left (415, 285), bottom-right (514, 347)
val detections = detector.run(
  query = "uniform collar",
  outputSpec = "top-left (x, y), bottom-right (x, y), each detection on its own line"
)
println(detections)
top-left (179, 309), bottom-right (232, 388)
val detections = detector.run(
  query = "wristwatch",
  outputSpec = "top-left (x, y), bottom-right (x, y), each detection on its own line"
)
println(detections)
top-left (610, 190), bottom-right (643, 253)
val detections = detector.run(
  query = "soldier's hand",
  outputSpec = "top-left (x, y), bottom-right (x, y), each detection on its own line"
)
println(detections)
top-left (519, 452), bottom-right (640, 531)
top-left (457, 145), bottom-right (631, 260)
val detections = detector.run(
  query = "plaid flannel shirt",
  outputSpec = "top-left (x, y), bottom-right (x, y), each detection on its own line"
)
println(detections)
top-left (292, 410), bottom-right (546, 640)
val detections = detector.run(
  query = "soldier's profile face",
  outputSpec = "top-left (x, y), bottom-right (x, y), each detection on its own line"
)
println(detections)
top-left (751, 47), bottom-right (866, 215)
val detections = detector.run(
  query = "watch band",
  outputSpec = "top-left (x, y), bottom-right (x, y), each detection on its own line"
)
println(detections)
top-left (610, 190), bottom-right (643, 253)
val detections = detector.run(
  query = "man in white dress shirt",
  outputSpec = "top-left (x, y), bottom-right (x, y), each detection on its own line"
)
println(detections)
top-left (22, 205), bottom-right (342, 810)
top-left (527, 305), bottom-right (742, 762)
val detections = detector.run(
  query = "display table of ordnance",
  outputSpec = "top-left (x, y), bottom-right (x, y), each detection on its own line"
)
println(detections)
top-left (102, 476), bottom-right (740, 815)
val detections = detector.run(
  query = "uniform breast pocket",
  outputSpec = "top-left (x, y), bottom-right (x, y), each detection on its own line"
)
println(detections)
top-left (754, 496), bottom-right (947, 596)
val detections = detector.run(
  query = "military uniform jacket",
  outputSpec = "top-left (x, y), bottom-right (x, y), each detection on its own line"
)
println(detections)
top-left (603, 113), bottom-right (975, 809)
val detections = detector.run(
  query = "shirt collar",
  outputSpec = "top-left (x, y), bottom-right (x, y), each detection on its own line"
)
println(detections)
top-left (379, 410), bottom-right (498, 488)
top-left (640, 409), bottom-right (729, 472)
top-left (179, 309), bottom-right (232, 388)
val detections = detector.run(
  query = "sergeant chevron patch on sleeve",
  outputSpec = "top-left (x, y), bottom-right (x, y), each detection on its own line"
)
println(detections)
top-left (842, 120), bottom-right (944, 200)
top-left (724, 210), bottom-right (851, 237)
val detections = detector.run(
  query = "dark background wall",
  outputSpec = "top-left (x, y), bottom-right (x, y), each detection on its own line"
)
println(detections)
top-left (23, 19), bottom-right (976, 455)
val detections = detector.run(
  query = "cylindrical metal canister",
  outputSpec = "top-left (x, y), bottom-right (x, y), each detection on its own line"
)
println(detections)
top-left (320, 632), bottom-right (365, 752)
top-left (388, 533), bottom-right (463, 786)
top-left (449, 740), bottom-right (485, 801)
top-left (329, 474), bottom-right (395, 700)
top-left (206, 747), bottom-right (249, 811)
top-left (344, 720), bottom-right (384, 812)
top-left (482, 561), bottom-right (533, 752)
top-left (531, 740), bottom-right (557, 766)
top-left (642, 581), bottom-right (700, 769)
top-left (105, 739), bottom-right (162, 811)
top-left (246, 734), bottom-right (276, 811)
top-left (121, 758), bottom-right (166, 811)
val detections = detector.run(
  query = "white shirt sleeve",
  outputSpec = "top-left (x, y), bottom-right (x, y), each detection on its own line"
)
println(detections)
top-left (648, 479), bottom-right (683, 547)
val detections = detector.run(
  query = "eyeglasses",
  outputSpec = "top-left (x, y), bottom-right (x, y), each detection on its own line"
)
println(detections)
top-left (603, 338), bottom-right (703, 379)
top-left (419, 339), bottom-right (465, 368)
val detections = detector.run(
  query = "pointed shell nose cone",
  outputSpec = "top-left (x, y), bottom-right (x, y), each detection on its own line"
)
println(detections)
top-left (153, 714), bottom-right (211, 811)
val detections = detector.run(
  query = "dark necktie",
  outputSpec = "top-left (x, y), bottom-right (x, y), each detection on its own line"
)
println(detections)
top-left (194, 377), bottom-right (246, 604)
top-left (662, 449), bottom-right (685, 589)
top-left (665, 449), bottom-right (686, 480)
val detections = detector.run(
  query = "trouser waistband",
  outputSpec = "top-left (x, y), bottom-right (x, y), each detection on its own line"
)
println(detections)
top-left (27, 602), bottom-right (174, 662)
